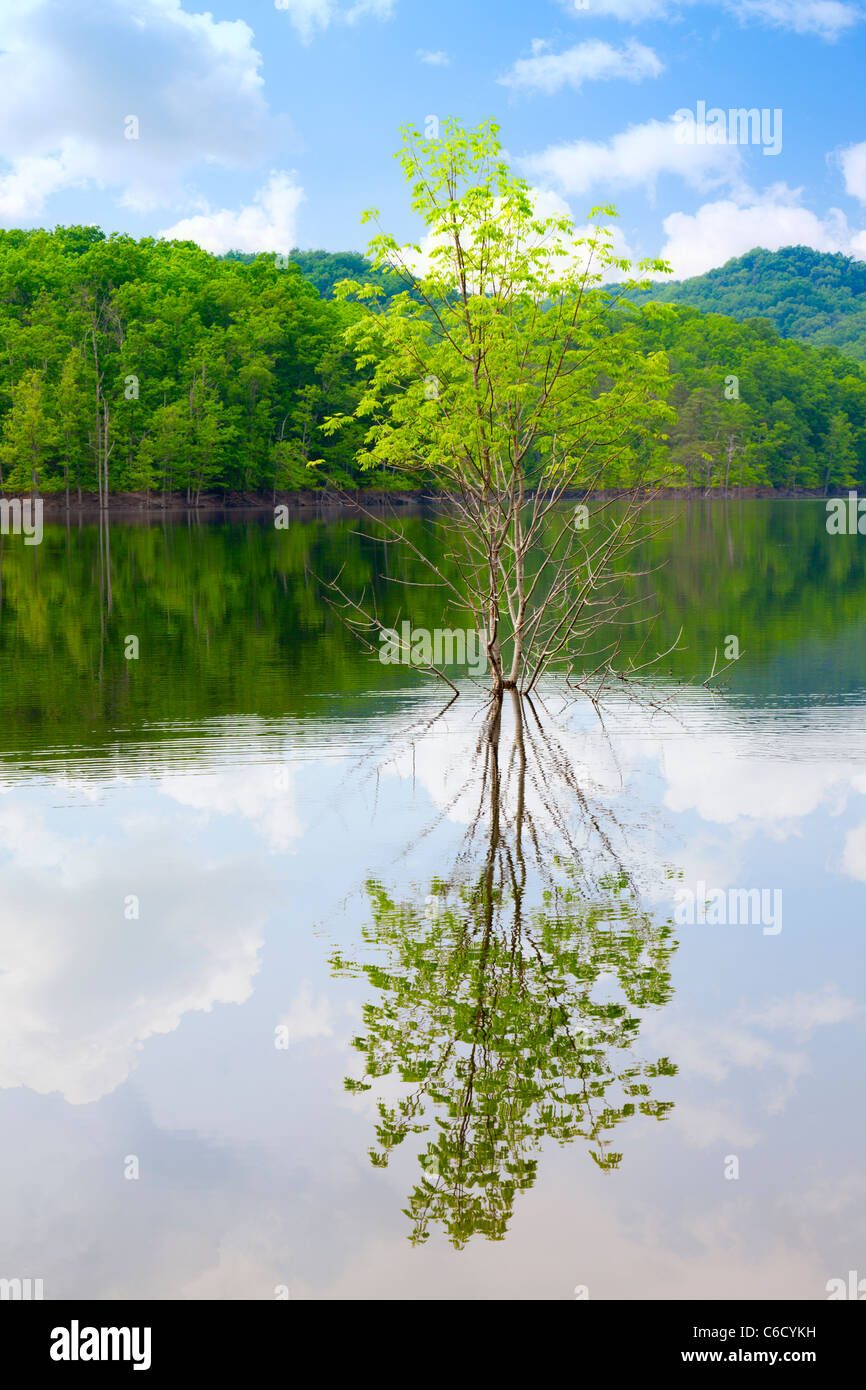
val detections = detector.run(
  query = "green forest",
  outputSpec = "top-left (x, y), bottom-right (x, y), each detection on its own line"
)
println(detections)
top-left (626, 245), bottom-right (866, 363)
top-left (1, 226), bottom-right (865, 499)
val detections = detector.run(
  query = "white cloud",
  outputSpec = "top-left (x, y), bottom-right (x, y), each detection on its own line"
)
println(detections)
top-left (748, 986), bottom-right (857, 1035)
top-left (275, 0), bottom-right (334, 41)
top-left (279, 981), bottom-right (335, 1044)
top-left (658, 186), bottom-right (864, 278)
top-left (558, 0), bottom-right (859, 37)
top-left (276, 0), bottom-right (396, 43)
top-left (158, 764), bottom-right (304, 849)
top-left (519, 116), bottom-right (743, 200)
top-left (841, 820), bottom-right (866, 880)
top-left (559, 0), bottom-right (673, 17)
top-left (0, 0), bottom-right (284, 220)
top-left (346, 0), bottom-right (396, 20)
top-left (840, 141), bottom-right (866, 202)
top-left (0, 155), bottom-right (75, 223)
top-left (159, 172), bottom-right (306, 255)
top-left (728, 0), bottom-right (859, 38)
top-left (644, 986), bottom-right (856, 1113)
top-left (668, 1102), bottom-right (759, 1148)
top-left (417, 48), bottom-right (451, 66)
top-left (656, 714), bottom-right (854, 823)
top-left (501, 39), bottom-right (663, 95)
top-left (0, 799), bottom-right (270, 1104)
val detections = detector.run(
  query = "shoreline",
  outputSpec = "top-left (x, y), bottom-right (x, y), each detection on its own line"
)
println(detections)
top-left (2, 486), bottom-right (845, 518)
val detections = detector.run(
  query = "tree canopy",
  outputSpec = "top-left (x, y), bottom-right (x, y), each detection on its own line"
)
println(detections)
top-left (0, 226), bottom-right (863, 499)
top-left (624, 245), bottom-right (866, 363)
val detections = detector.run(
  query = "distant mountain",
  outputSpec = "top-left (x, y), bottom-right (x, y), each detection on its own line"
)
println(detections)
top-left (226, 245), bottom-right (866, 362)
top-left (223, 248), bottom-right (407, 304)
top-left (624, 246), bottom-right (866, 362)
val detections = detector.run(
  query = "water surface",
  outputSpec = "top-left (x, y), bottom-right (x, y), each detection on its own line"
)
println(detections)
top-left (0, 501), bottom-right (863, 1299)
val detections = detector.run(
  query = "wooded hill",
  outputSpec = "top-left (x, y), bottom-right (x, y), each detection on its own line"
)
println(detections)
top-left (622, 246), bottom-right (866, 363)
top-left (1, 228), bottom-right (864, 498)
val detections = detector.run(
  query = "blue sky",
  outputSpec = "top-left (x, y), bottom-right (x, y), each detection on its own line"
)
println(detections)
top-left (1, 0), bottom-right (865, 278)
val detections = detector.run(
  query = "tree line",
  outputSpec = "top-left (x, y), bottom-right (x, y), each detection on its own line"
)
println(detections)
top-left (1, 226), bottom-right (865, 499)
top-left (0, 225), bottom-right (373, 502)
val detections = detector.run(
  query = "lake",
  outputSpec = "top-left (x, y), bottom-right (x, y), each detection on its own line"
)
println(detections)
top-left (0, 498), bottom-right (864, 1299)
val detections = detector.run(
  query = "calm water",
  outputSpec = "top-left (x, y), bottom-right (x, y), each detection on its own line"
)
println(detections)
top-left (0, 500), bottom-right (864, 1299)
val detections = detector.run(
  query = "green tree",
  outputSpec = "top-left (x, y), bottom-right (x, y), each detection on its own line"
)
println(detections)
top-left (325, 117), bottom-right (676, 694)
top-left (824, 410), bottom-right (859, 493)
top-left (0, 368), bottom-right (54, 494)
top-left (55, 350), bottom-right (91, 505)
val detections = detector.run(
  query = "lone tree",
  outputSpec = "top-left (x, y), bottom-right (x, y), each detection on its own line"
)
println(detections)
top-left (324, 117), bottom-right (677, 696)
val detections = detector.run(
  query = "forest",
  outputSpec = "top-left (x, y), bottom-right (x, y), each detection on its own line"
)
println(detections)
top-left (626, 245), bottom-right (866, 363)
top-left (1, 226), bottom-right (865, 499)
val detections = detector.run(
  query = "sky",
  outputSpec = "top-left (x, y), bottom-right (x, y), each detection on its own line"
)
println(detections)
top-left (1, 0), bottom-right (865, 279)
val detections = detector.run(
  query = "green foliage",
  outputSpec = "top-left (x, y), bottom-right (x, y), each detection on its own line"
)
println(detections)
top-left (1, 225), bottom-right (864, 498)
top-left (625, 245), bottom-right (866, 362)
top-left (280, 249), bottom-right (407, 305)
top-left (0, 367), bottom-right (56, 492)
top-left (0, 228), bottom-right (375, 498)
top-left (325, 118), bottom-right (674, 495)
top-left (222, 248), bottom-right (408, 306)
top-left (332, 868), bottom-right (677, 1247)
top-left (621, 302), bottom-right (866, 491)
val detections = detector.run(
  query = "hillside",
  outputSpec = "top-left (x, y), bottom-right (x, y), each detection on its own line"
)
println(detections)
top-left (280, 245), bottom-right (866, 364)
top-left (225, 248), bottom-right (408, 305)
top-left (624, 246), bottom-right (866, 362)
top-left (1, 227), bottom-right (864, 499)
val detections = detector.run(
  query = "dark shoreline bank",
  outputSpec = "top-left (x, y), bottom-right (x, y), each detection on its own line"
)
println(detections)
top-left (6, 486), bottom-right (843, 518)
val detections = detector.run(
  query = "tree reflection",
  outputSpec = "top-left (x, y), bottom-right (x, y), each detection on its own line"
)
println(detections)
top-left (331, 691), bottom-right (678, 1248)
